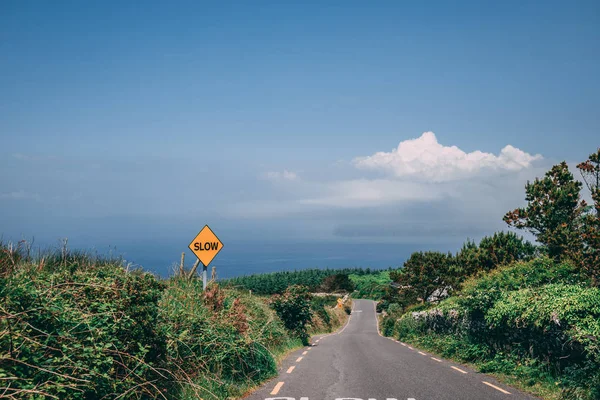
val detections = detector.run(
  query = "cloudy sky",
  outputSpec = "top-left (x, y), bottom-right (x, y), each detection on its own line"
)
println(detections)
top-left (1, 1), bottom-right (599, 272)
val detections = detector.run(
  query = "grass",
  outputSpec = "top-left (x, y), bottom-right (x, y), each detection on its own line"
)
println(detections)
top-left (0, 241), bottom-right (350, 400)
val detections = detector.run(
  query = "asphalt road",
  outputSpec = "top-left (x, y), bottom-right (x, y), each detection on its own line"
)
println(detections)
top-left (244, 299), bottom-right (537, 400)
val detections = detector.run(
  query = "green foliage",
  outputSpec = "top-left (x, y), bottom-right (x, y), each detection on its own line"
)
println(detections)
top-left (387, 258), bottom-right (599, 399)
top-left (319, 273), bottom-right (355, 293)
top-left (1, 244), bottom-right (349, 400)
top-left (310, 295), bottom-right (338, 327)
top-left (459, 257), bottom-right (583, 314)
top-left (225, 267), bottom-right (387, 295)
top-left (577, 148), bottom-right (600, 286)
top-left (270, 285), bottom-right (313, 345)
top-left (455, 232), bottom-right (537, 277)
top-left (486, 284), bottom-right (600, 360)
top-left (390, 251), bottom-right (455, 303)
top-left (0, 252), bottom-right (167, 399)
top-left (349, 271), bottom-right (391, 300)
top-left (504, 161), bottom-right (586, 261)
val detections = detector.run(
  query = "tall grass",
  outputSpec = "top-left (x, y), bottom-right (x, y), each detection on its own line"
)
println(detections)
top-left (1, 241), bottom-right (347, 399)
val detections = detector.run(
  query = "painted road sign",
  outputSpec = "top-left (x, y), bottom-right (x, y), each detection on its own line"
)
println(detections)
top-left (188, 225), bottom-right (224, 266)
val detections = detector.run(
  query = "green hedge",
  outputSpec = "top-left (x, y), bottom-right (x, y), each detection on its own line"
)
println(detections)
top-left (386, 258), bottom-right (600, 399)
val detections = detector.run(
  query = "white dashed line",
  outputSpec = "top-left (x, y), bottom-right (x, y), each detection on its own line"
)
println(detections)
top-left (302, 351), bottom-right (308, 355)
top-left (270, 381), bottom-right (284, 395)
top-left (431, 357), bottom-right (442, 362)
top-left (286, 366), bottom-right (295, 373)
top-left (401, 343), bottom-right (407, 347)
top-left (418, 351), bottom-right (426, 355)
top-left (451, 366), bottom-right (468, 374)
top-left (296, 356), bottom-right (303, 362)
top-left (407, 346), bottom-right (414, 350)
top-left (483, 381), bottom-right (511, 394)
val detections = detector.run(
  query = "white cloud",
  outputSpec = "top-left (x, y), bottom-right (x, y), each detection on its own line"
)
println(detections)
top-left (299, 179), bottom-right (445, 208)
top-left (353, 132), bottom-right (542, 182)
top-left (264, 170), bottom-right (298, 181)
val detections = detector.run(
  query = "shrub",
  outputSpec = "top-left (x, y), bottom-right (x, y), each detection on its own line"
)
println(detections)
top-left (459, 257), bottom-right (582, 315)
top-left (270, 285), bottom-right (313, 345)
top-left (0, 256), bottom-right (167, 399)
top-left (320, 274), bottom-right (355, 293)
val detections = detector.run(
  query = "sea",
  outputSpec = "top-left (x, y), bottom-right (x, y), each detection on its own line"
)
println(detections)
top-left (104, 240), bottom-right (457, 279)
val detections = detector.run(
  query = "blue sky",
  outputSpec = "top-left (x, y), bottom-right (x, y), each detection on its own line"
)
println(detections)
top-left (1, 1), bottom-right (599, 273)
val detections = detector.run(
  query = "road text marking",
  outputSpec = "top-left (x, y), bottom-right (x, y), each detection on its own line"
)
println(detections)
top-left (431, 357), bottom-right (442, 362)
top-left (270, 382), bottom-right (284, 395)
top-left (296, 357), bottom-right (303, 362)
top-left (286, 366), bottom-right (295, 373)
top-left (483, 381), bottom-right (511, 394)
top-left (451, 366), bottom-right (468, 374)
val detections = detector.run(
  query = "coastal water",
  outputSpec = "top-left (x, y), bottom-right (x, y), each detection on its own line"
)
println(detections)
top-left (109, 240), bottom-right (451, 278)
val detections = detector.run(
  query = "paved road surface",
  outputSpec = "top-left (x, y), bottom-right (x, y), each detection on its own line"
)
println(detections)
top-left (244, 299), bottom-right (536, 400)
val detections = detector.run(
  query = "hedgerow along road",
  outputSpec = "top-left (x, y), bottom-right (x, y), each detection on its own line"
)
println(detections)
top-left (244, 299), bottom-right (535, 400)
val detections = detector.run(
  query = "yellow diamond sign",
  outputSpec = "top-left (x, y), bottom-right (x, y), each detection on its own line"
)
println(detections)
top-left (188, 225), bottom-right (224, 266)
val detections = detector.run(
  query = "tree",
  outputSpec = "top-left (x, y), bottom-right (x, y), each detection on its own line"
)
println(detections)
top-left (503, 162), bottom-right (585, 260)
top-left (390, 251), bottom-right (455, 303)
top-left (270, 285), bottom-right (313, 345)
top-left (453, 239), bottom-right (479, 277)
top-left (320, 274), bottom-right (355, 293)
top-left (453, 233), bottom-right (536, 281)
top-left (577, 148), bottom-right (600, 285)
top-left (476, 231), bottom-right (537, 271)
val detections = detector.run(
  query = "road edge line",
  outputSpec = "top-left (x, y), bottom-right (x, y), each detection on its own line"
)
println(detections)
top-left (270, 381), bottom-right (284, 395)
top-left (483, 381), bottom-right (511, 394)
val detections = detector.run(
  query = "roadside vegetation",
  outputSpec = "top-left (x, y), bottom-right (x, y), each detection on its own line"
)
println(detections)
top-left (0, 245), bottom-right (350, 399)
top-left (225, 267), bottom-right (389, 295)
top-left (378, 149), bottom-right (600, 399)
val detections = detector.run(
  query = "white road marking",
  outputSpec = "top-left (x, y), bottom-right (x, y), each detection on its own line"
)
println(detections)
top-left (265, 397), bottom-right (294, 400)
top-left (483, 381), bottom-right (511, 394)
top-left (296, 356), bottom-right (303, 362)
top-left (418, 351), bottom-right (426, 355)
top-left (286, 366), bottom-right (295, 373)
top-left (407, 346), bottom-right (414, 350)
top-left (302, 351), bottom-right (308, 355)
top-left (451, 366), bottom-right (468, 374)
top-left (315, 339), bottom-right (320, 343)
top-left (270, 382), bottom-right (284, 395)
top-left (431, 357), bottom-right (442, 362)
top-left (401, 343), bottom-right (407, 347)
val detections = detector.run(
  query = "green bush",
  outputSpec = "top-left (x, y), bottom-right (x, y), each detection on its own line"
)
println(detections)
top-left (0, 256), bottom-right (167, 399)
top-left (459, 257), bottom-right (583, 314)
top-left (350, 271), bottom-right (391, 300)
top-left (387, 258), bottom-right (600, 399)
top-left (270, 285), bottom-right (313, 345)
